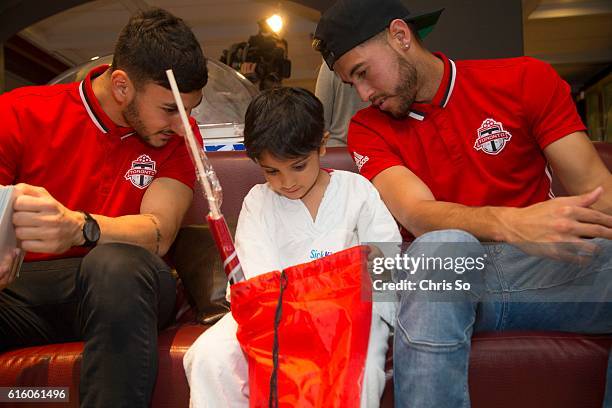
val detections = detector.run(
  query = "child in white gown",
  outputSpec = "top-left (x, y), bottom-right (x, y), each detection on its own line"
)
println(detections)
top-left (184, 87), bottom-right (401, 407)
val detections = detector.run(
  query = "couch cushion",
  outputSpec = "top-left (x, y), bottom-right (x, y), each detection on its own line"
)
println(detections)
top-left (151, 324), bottom-right (209, 408)
top-left (381, 331), bottom-right (611, 408)
top-left (468, 331), bottom-right (611, 408)
top-left (2, 328), bottom-right (609, 407)
top-left (171, 224), bottom-right (232, 324)
top-left (0, 323), bottom-right (208, 408)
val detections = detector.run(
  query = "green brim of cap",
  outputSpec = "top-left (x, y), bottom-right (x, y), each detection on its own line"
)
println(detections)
top-left (407, 8), bottom-right (444, 39)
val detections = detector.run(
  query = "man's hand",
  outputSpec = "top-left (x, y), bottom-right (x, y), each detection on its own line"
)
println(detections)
top-left (239, 62), bottom-right (257, 76)
top-left (12, 184), bottom-right (84, 254)
top-left (500, 187), bottom-right (612, 262)
top-left (0, 248), bottom-right (21, 290)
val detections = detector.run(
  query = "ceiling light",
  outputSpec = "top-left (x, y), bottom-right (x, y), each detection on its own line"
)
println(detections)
top-left (265, 14), bottom-right (283, 34)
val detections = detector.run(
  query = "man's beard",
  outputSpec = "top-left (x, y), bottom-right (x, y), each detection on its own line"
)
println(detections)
top-left (123, 97), bottom-right (153, 144)
top-left (387, 53), bottom-right (418, 119)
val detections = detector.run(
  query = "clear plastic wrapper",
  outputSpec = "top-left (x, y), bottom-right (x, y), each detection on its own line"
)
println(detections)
top-left (166, 69), bottom-right (245, 284)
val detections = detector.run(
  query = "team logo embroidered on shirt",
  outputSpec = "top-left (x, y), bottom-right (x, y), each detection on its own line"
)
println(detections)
top-left (473, 118), bottom-right (513, 155)
top-left (124, 154), bottom-right (157, 189)
top-left (353, 152), bottom-right (369, 171)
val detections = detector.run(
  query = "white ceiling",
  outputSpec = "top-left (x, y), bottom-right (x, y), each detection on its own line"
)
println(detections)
top-left (523, 0), bottom-right (612, 89)
top-left (16, 0), bottom-right (612, 91)
top-left (18, 0), bottom-right (323, 88)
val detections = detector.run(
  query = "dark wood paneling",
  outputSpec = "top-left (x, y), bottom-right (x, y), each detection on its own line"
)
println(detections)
top-left (0, 0), bottom-right (94, 43)
top-left (4, 35), bottom-right (70, 85)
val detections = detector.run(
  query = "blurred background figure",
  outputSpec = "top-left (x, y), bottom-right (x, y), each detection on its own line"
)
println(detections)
top-left (315, 61), bottom-right (369, 147)
top-left (221, 17), bottom-right (291, 91)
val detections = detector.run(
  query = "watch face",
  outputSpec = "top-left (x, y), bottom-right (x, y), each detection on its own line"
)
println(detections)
top-left (84, 219), bottom-right (101, 243)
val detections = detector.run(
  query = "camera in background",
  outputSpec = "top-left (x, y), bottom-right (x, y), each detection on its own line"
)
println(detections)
top-left (221, 19), bottom-right (291, 90)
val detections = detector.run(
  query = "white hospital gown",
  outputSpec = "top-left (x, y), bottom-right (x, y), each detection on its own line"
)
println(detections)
top-left (184, 170), bottom-right (401, 407)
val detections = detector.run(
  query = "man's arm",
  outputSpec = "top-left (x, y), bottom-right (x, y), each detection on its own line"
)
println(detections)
top-left (372, 166), bottom-right (510, 241)
top-left (373, 132), bottom-right (612, 245)
top-left (545, 132), bottom-right (612, 213)
top-left (96, 177), bottom-right (192, 256)
top-left (12, 177), bottom-right (192, 257)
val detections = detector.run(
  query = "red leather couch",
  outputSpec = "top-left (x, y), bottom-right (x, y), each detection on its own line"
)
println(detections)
top-left (1, 142), bottom-right (611, 408)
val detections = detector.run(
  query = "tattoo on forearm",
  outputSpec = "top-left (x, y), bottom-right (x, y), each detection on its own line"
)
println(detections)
top-left (146, 215), bottom-right (161, 255)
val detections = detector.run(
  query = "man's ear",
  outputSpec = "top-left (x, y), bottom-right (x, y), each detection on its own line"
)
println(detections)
top-left (388, 19), bottom-right (413, 52)
top-left (110, 69), bottom-right (134, 104)
top-left (319, 131), bottom-right (330, 157)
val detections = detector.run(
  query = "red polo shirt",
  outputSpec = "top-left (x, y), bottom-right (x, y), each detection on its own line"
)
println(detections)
top-left (348, 54), bottom-right (586, 210)
top-left (0, 65), bottom-right (199, 261)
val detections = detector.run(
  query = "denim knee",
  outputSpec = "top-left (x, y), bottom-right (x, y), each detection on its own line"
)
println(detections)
top-left (77, 243), bottom-right (171, 318)
top-left (413, 229), bottom-right (479, 245)
top-left (395, 301), bottom-right (477, 352)
top-left (400, 229), bottom-right (485, 287)
top-left (80, 243), bottom-right (164, 285)
top-left (395, 230), bottom-right (481, 351)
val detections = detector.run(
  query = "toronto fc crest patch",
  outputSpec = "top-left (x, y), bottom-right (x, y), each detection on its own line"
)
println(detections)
top-left (473, 118), bottom-right (512, 155)
top-left (125, 154), bottom-right (157, 189)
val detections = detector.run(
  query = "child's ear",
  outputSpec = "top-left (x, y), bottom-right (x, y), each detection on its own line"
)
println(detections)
top-left (319, 131), bottom-right (330, 157)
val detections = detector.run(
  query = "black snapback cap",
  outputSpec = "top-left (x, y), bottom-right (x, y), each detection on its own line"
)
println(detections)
top-left (313, 0), bottom-right (443, 70)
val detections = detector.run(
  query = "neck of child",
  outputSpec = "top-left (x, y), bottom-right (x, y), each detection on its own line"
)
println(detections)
top-left (301, 169), bottom-right (331, 221)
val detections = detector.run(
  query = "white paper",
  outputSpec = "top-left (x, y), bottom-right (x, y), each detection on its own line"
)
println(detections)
top-left (0, 186), bottom-right (23, 277)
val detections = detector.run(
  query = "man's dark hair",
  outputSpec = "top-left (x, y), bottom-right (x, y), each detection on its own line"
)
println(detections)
top-left (112, 8), bottom-right (207, 92)
top-left (244, 87), bottom-right (324, 161)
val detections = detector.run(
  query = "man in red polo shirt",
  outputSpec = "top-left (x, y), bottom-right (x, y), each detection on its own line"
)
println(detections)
top-left (0, 8), bottom-right (206, 407)
top-left (314, 0), bottom-right (612, 406)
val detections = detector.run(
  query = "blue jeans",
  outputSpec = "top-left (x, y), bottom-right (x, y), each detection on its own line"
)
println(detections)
top-left (393, 230), bottom-right (612, 408)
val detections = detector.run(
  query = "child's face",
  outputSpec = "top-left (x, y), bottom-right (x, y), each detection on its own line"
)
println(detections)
top-left (258, 150), bottom-right (323, 200)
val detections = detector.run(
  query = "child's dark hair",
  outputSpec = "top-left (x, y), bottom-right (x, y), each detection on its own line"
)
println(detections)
top-left (112, 8), bottom-right (208, 92)
top-left (243, 87), bottom-right (325, 161)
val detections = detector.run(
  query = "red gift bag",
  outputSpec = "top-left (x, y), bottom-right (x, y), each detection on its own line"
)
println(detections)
top-left (231, 245), bottom-right (372, 408)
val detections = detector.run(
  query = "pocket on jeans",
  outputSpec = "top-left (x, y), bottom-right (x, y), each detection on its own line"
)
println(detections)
top-left (497, 245), bottom-right (604, 292)
top-left (395, 299), bottom-right (476, 351)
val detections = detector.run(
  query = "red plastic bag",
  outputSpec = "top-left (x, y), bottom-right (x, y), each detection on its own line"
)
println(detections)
top-left (231, 246), bottom-right (372, 408)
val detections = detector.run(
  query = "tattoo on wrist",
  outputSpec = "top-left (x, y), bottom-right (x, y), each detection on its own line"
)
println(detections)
top-left (147, 215), bottom-right (161, 255)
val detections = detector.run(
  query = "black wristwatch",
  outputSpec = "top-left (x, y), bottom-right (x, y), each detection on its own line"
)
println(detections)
top-left (79, 211), bottom-right (100, 248)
